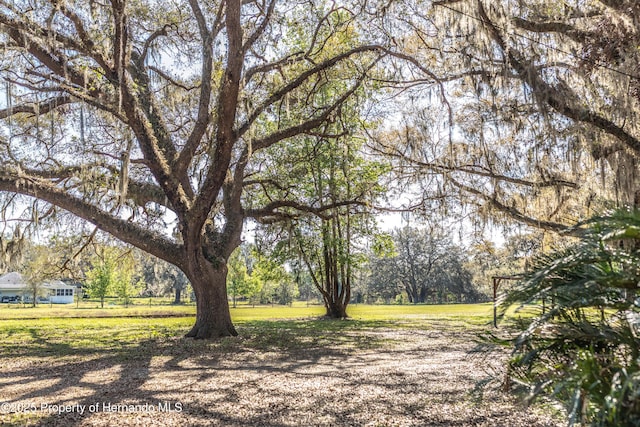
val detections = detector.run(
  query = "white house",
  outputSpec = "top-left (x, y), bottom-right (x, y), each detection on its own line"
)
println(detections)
top-left (45, 279), bottom-right (76, 304)
top-left (0, 272), bottom-right (28, 302)
top-left (0, 272), bottom-right (75, 304)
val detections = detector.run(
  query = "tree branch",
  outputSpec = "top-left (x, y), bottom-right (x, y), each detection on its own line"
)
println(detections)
top-left (252, 61), bottom-right (378, 152)
top-left (174, 0), bottom-right (215, 181)
top-left (0, 171), bottom-right (183, 267)
top-left (476, 1), bottom-right (640, 155)
top-left (448, 176), bottom-right (575, 234)
top-left (148, 66), bottom-right (200, 92)
top-left (242, 0), bottom-right (276, 53)
top-left (375, 140), bottom-right (578, 189)
top-left (246, 199), bottom-right (368, 222)
top-left (244, 51), bottom-right (306, 83)
top-left (189, 0), bottom-right (244, 234)
top-left (512, 17), bottom-right (590, 43)
top-left (0, 95), bottom-right (73, 119)
top-left (237, 45), bottom-right (383, 140)
top-left (19, 163), bottom-right (171, 209)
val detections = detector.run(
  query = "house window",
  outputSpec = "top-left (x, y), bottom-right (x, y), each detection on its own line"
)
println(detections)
top-left (56, 289), bottom-right (63, 296)
top-left (65, 289), bottom-right (73, 296)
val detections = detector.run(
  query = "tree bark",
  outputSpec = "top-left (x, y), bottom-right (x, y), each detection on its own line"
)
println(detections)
top-left (405, 284), bottom-right (415, 303)
top-left (325, 300), bottom-right (348, 318)
top-left (173, 288), bottom-right (181, 305)
top-left (419, 286), bottom-right (427, 303)
top-left (184, 253), bottom-right (237, 339)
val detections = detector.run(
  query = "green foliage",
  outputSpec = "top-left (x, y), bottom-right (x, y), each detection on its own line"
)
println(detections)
top-left (113, 276), bottom-right (143, 308)
top-left (113, 254), bottom-right (142, 307)
top-left (135, 250), bottom-right (190, 302)
top-left (244, 6), bottom-right (388, 315)
top-left (371, 232), bottom-right (397, 258)
top-left (367, 226), bottom-right (483, 304)
top-left (256, 133), bottom-right (386, 315)
top-left (85, 259), bottom-right (114, 308)
top-left (502, 209), bottom-right (640, 426)
top-left (252, 251), bottom-right (297, 305)
top-left (86, 247), bottom-right (141, 308)
top-left (227, 247), bottom-right (261, 307)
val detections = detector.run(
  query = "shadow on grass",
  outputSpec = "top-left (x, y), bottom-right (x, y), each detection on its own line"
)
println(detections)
top-left (0, 316), bottom-right (560, 427)
top-left (0, 318), bottom-right (411, 426)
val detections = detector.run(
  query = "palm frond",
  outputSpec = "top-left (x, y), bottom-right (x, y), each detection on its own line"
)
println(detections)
top-left (501, 208), bottom-right (640, 426)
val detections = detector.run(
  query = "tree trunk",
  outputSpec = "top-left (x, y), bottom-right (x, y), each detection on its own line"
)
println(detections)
top-left (184, 255), bottom-right (237, 339)
top-left (320, 273), bottom-right (350, 318)
top-left (173, 287), bottom-right (181, 304)
top-left (325, 299), bottom-right (348, 318)
top-left (418, 286), bottom-right (428, 303)
top-left (404, 283), bottom-right (415, 303)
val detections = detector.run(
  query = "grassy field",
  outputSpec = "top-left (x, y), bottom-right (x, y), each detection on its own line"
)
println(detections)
top-left (0, 297), bottom-right (196, 319)
top-left (0, 300), bottom-right (495, 319)
top-left (0, 303), bottom-right (497, 356)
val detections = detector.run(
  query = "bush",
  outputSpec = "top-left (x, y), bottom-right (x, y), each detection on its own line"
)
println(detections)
top-left (502, 209), bottom-right (640, 426)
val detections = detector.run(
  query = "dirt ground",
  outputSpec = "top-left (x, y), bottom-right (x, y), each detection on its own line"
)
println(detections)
top-left (0, 324), bottom-right (562, 426)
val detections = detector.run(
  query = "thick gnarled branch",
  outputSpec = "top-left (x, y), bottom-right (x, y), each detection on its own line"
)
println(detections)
top-left (0, 172), bottom-right (183, 266)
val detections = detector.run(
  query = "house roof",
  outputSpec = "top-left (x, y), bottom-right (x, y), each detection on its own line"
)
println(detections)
top-left (0, 272), bottom-right (27, 289)
top-left (0, 271), bottom-right (26, 284)
top-left (44, 280), bottom-right (75, 290)
top-left (0, 272), bottom-right (75, 290)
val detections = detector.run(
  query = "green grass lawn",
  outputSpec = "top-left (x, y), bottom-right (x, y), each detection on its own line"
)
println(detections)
top-left (0, 300), bottom-right (496, 320)
top-left (0, 302), bottom-right (500, 357)
top-left (0, 298), bottom-right (197, 319)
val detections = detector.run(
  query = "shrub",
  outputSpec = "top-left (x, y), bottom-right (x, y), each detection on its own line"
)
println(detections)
top-left (502, 209), bottom-right (640, 426)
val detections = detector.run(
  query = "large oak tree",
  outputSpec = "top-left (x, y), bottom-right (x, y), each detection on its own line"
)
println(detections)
top-left (0, 0), bottom-right (385, 337)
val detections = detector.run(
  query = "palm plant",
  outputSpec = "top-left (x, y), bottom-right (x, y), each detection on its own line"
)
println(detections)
top-left (501, 209), bottom-right (640, 426)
